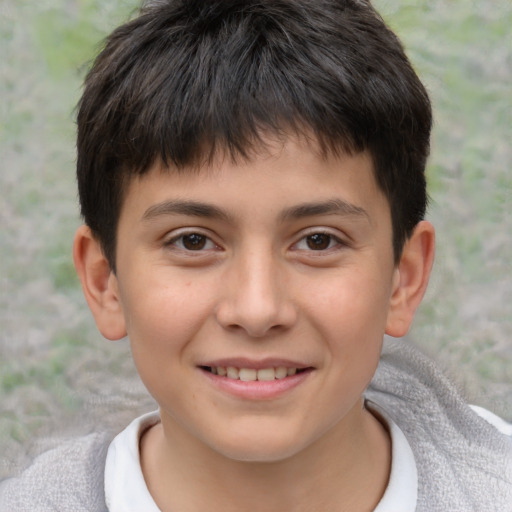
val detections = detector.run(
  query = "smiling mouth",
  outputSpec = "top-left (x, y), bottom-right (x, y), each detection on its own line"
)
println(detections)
top-left (200, 366), bottom-right (310, 382)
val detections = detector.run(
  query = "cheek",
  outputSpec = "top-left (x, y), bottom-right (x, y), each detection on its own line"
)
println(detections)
top-left (122, 279), bottom-right (214, 409)
top-left (300, 266), bottom-right (391, 387)
top-left (119, 271), bottom-right (218, 366)
top-left (305, 268), bottom-right (392, 336)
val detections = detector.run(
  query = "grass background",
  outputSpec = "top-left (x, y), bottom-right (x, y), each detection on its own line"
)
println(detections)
top-left (1, 0), bottom-right (511, 477)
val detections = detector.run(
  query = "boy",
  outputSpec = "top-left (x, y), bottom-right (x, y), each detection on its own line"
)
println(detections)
top-left (1, 0), bottom-right (511, 510)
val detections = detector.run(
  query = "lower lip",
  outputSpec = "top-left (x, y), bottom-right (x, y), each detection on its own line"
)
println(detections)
top-left (200, 368), bottom-right (313, 400)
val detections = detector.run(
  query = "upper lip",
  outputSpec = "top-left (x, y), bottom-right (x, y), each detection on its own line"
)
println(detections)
top-left (198, 358), bottom-right (312, 370)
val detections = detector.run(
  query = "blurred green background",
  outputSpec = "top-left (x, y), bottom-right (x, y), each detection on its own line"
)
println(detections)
top-left (1, 0), bottom-right (511, 477)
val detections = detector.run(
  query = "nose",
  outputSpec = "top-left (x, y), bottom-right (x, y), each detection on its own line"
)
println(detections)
top-left (215, 248), bottom-right (297, 337)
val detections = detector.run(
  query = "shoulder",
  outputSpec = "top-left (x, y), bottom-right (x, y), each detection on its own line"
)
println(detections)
top-left (0, 431), bottom-right (113, 512)
top-left (367, 337), bottom-right (512, 512)
top-left (469, 404), bottom-right (512, 437)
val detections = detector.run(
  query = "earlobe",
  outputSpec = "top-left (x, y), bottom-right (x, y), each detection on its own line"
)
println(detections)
top-left (72, 225), bottom-right (127, 341)
top-left (385, 221), bottom-right (435, 338)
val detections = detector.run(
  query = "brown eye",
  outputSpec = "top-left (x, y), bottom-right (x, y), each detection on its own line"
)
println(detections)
top-left (306, 233), bottom-right (332, 250)
top-left (165, 231), bottom-right (219, 256)
top-left (181, 233), bottom-right (208, 250)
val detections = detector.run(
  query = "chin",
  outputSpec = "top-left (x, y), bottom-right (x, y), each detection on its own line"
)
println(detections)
top-left (220, 444), bottom-right (300, 464)
top-left (208, 428), bottom-right (313, 464)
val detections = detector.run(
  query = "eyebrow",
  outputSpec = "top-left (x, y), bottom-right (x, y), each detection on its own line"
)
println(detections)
top-left (141, 198), bottom-right (369, 224)
top-left (142, 200), bottom-right (231, 222)
top-left (280, 199), bottom-right (369, 222)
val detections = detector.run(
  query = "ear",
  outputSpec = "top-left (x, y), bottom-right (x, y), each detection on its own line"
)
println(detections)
top-left (72, 225), bottom-right (127, 340)
top-left (385, 220), bottom-right (435, 338)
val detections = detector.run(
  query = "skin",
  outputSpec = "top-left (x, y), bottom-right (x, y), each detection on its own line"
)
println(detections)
top-left (74, 136), bottom-right (435, 511)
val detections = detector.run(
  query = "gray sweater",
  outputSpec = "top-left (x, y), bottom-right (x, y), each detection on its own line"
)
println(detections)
top-left (1, 338), bottom-right (511, 511)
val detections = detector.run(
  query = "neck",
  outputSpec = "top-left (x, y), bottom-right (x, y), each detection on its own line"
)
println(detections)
top-left (140, 400), bottom-right (390, 512)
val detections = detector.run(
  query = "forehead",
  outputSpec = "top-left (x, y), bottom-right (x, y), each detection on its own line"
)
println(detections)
top-left (118, 136), bottom-right (389, 231)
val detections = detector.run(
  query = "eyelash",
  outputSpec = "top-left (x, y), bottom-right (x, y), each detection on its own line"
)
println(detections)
top-left (164, 231), bottom-right (219, 253)
top-left (164, 229), bottom-right (347, 254)
top-left (292, 231), bottom-right (347, 252)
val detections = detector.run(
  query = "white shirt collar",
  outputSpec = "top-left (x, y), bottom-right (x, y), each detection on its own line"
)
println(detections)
top-left (367, 400), bottom-right (418, 512)
top-left (105, 411), bottom-right (161, 512)
top-left (105, 407), bottom-right (418, 512)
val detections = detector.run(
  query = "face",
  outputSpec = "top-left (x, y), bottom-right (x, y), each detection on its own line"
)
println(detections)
top-left (111, 138), bottom-right (401, 462)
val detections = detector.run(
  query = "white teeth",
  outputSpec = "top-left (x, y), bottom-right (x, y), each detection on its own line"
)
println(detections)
top-left (257, 368), bottom-right (275, 381)
top-left (239, 368), bottom-right (257, 381)
top-left (227, 367), bottom-right (239, 379)
top-left (210, 366), bottom-right (302, 380)
top-left (275, 366), bottom-right (288, 379)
